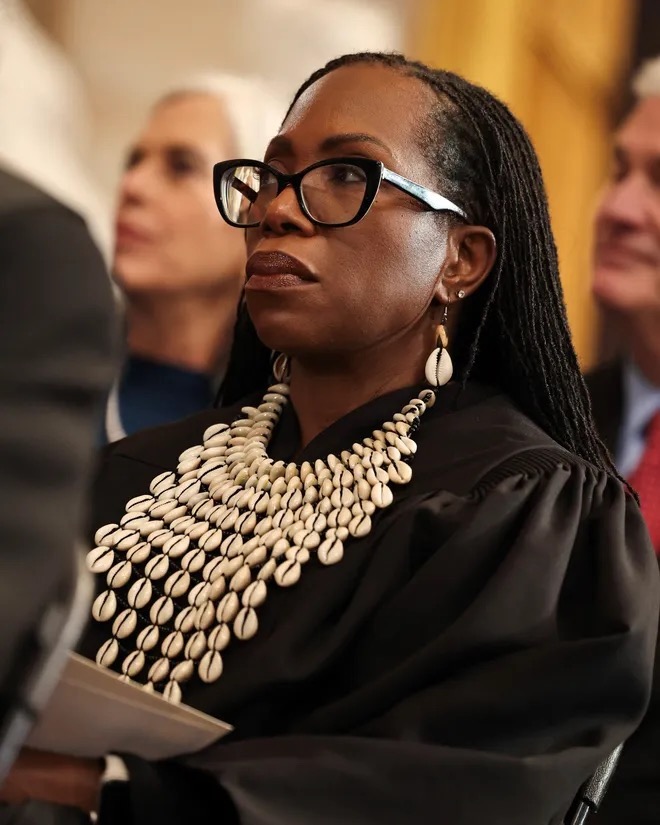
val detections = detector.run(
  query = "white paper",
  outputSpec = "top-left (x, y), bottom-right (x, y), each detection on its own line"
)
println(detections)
top-left (26, 653), bottom-right (232, 760)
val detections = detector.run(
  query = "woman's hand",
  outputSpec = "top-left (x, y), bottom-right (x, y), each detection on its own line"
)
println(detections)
top-left (0, 748), bottom-right (103, 812)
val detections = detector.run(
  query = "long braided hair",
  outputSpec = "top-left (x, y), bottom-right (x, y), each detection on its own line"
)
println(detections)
top-left (221, 52), bottom-right (622, 484)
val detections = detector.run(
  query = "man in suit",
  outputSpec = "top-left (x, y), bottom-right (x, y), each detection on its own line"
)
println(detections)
top-left (0, 167), bottom-right (116, 760)
top-left (587, 56), bottom-right (660, 551)
top-left (588, 57), bottom-right (660, 825)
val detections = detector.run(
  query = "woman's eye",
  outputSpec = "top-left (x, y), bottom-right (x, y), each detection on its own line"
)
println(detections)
top-left (124, 149), bottom-right (143, 172)
top-left (165, 149), bottom-right (202, 179)
top-left (169, 158), bottom-right (196, 177)
top-left (330, 166), bottom-right (363, 184)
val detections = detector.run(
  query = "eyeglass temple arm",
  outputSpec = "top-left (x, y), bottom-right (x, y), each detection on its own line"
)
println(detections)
top-left (382, 168), bottom-right (467, 219)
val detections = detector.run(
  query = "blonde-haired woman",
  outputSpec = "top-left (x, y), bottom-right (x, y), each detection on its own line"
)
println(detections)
top-left (105, 74), bottom-right (284, 441)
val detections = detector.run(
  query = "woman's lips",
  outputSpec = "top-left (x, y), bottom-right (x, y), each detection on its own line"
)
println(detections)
top-left (115, 221), bottom-right (153, 247)
top-left (245, 251), bottom-right (317, 291)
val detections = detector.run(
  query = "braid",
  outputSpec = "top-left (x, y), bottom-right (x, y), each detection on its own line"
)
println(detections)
top-left (222, 51), bottom-right (625, 489)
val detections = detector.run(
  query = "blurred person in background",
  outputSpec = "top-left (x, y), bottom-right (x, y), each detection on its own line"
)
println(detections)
top-left (0, 0), bottom-right (116, 786)
top-left (587, 55), bottom-right (660, 825)
top-left (0, 164), bottom-right (116, 760)
top-left (0, 0), bottom-right (109, 254)
top-left (587, 56), bottom-right (660, 552)
top-left (105, 75), bottom-right (284, 442)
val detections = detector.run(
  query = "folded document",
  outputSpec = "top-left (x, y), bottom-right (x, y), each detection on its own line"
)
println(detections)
top-left (26, 653), bottom-right (232, 759)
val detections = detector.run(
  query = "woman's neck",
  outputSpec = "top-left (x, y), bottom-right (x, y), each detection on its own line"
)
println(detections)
top-left (289, 331), bottom-right (433, 448)
top-left (125, 289), bottom-right (240, 374)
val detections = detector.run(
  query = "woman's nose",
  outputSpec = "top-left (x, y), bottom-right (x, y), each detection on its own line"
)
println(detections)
top-left (260, 184), bottom-right (315, 237)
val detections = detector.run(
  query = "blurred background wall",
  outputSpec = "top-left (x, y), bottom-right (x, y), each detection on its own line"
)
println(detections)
top-left (413, 0), bottom-right (638, 369)
top-left (2, 0), bottom-right (650, 367)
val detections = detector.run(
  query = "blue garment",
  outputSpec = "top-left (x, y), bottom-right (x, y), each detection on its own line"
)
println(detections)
top-left (105, 356), bottom-right (214, 442)
top-left (617, 361), bottom-right (660, 476)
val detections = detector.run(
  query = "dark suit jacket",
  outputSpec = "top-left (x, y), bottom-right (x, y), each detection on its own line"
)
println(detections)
top-left (0, 169), bottom-right (116, 716)
top-left (587, 360), bottom-right (660, 824)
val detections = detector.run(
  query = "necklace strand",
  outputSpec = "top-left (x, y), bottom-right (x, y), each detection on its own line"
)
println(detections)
top-left (88, 382), bottom-right (436, 703)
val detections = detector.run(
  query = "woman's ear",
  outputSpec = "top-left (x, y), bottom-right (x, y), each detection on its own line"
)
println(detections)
top-left (434, 224), bottom-right (497, 304)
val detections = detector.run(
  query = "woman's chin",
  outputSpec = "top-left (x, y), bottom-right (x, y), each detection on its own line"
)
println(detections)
top-left (112, 264), bottom-right (188, 296)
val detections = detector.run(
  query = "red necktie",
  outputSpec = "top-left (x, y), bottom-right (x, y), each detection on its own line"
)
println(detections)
top-left (629, 411), bottom-right (660, 553)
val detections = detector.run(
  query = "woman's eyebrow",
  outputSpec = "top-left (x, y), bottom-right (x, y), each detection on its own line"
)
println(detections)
top-left (318, 132), bottom-right (391, 154)
top-left (265, 132), bottom-right (392, 158)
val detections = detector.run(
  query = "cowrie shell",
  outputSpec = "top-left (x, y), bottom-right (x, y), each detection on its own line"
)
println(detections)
top-left (245, 545), bottom-right (268, 568)
top-left (221, 533), bottom-right (244, 559)
top-left (139, 519), bottom-right (165, 537)
top-left (174, 605), bottom-right (196, 634)
top-left (171, 660), bottom-right (195, 683)
top-left (162, 505), bottom-right (188, 524)
top-left (120, 512), bottom-right (149, 530)
top-left (348, 513), bottom-right (372, 538)
top-left (388, 460), bottom-right (412, 484)
top-left (216, 591), bottom-right (240, 623)
top-left (107, 559), bottom-right (132, 589)
top-left (203, 422), bottom-right (230, 441)
top-left (234, 607), bottom-right (259, 641)
top-left (274, 559), bottom-right (301, 587)
top-left (145, 553), bottom-right (169, 581)
top-left (149, 658), bottom-right (170, 683)
top-left (87, 546), bottom-right (115, 574)
top-left (195, 600), bottom-right (217, 630)
top-left (188, 581), bottom-right (211, 607)
top-left (185, 630), bottom-right (207, 661)
top-left (163, 535), bottom-right (190, 558)
top-left (257, 558), bottom-right (277, 581)
top-left (203, 555), bottom-right (225, 582)
top-left (161, 630), bottom-right (185, 658)
top-left (96, 637), bottom-right (119, 667)
top-left (150, 596), bottom-right (174, 626)
top-left (181, 547), bottom-right (207, 574)
top-left (127, 578), bottom-right (153, 609)
top-left (199, 650), bottom-right (223, 683)
top-left (199, 529), bottom-right (223, 552)
top-left (317, 538), bottom-right (344, 565)
top-left (208, 623), bottom-right (231, 651)
top-left (92, 590), bottom-right (117, 622)
top-left (242, 580), bottom-right (267, 608)
top-left (164, 569), bottom-right (191, 598)
top-left (113, 529), bottom-right (140, 551)
top-left (149, 471), bottom-right (176, 496)
top-left (122, 650), bottom-right (146, 678)
top-left (224, 555), bottom-right (244, 576)
top-left (136, 624), bottom-right (160, 652)
top-left (209, 576), bottom-right (227, 601)
top-left (126, 495), bottom-right (153, 513)
top-left (164, 680), bottom-right (182, 704)
top-left (292, 529), bottom-right (320, 550)
top-left (371, 482), bottom-right (393, 508)
top-left (185, 520), bottom-right (210, 541)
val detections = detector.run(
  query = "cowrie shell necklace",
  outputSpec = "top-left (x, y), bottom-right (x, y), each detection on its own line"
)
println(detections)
top-left (88, 382), bottom-right (436, 703)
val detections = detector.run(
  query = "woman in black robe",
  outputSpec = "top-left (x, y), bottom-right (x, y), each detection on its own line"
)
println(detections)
top-left (1, 52), bottom-right (658, 825)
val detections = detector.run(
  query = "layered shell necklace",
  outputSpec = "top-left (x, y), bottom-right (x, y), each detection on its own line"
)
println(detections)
top-left (87, 381), bottom-right (437, 703)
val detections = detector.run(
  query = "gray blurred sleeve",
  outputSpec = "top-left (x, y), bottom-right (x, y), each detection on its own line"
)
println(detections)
top-left (0, 196), bottom-right (117, 691)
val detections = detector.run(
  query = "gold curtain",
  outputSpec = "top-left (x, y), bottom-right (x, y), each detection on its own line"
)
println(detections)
top-left (409, 0), bottom-right (635, 368)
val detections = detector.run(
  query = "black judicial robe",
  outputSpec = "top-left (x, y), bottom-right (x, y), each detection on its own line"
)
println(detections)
top-left (81, 382), bottom-right (659, 825)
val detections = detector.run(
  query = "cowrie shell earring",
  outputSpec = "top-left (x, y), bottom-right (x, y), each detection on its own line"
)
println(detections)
top-left (424, 306), bottom-right (453, 388)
